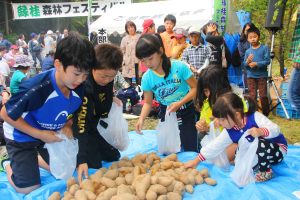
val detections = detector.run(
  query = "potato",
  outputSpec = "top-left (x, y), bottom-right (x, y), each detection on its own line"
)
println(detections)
top-left (157, 195), bottom-right (167, 200)
top-left (204, 177), bottom-right (217, 186)
top-left (199, 168), bottom-right (209, 178)
top-left (173, 181), bottom-right (185, 194)
top-left (118, 160), bottom-right (133, 168)
top-left (100, 177), bottom-right (116, 188)
top-left (48, 192), bottom-right (61, 200)
top-left (145, 190), bottom-right (157, 200)
top-left (81, 179), bottom-right (95, 193)
top-left (162, 154), bottom-right (177, 162)
top-left (115, 177), bottom-right (126, 186)
top-left (69, 184), bottom-right (80, 195)
top-left (96, 188), bottom-right (117, 200)
top-left (67, 177), bottom-right (77, 190)
top-left (118, 167), bottom-right (133, 176)
top-left (195, 174), bottom-right (204, 185)
top-left (131, 154), bottom-right (147, 166)
top-left (167, 192), bottom-right (182, 200)
top-left (74, 189), bottom-right (88, 200)
top-left (160, 162), bottom-right (173, 170)
top-left (63, 191), bottom-right (73, 199)
top-left (104, 169), bottom-right (119, 180)
top-left (148, 184), bottom-right (167, 195)
top-left (178, 175), bottom-right (189, 185)
top-left (84, 190), bottom-right (97, 200)
top-left (109, 162), bottom-right (119, 169)
top-left (150, 163), bottom-right (160, 175)
top-left (185, 185), bottom-right (194, 194)
top-left (150, 175), bottom-right (158, 185)
top-left (187, 174), bottom-right (195, 186)
top-left (111, 193), bottom-right (138, 200)
top-left (125, 173), bottom-right (134, 185)
top-left (96, 185), bottom-right (107, 195)
top-left (158, 177), bottom-right (174, 187)
top-left (117, 184), bottom-right (133, 195)
top-left (173, 162), bottom-right (183, 168)
top-left (132, 166), bottom-right (141, 179)
top-left (134, 174), bottom-right (151, 199)
top-left (174, 166), bottom-right (185, 174)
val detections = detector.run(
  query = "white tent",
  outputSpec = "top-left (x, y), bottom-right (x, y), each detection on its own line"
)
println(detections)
top-left (89, 0), bottom-right (214, 35)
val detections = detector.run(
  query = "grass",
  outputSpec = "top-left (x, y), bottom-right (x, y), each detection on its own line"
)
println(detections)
top-left (127, 114), bottom-right (300, 144)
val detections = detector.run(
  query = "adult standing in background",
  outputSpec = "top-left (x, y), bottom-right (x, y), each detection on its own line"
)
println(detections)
top-left (57, 28), bottom-right (69, 44)
top-left (288, 8), bottom-right (300, 112)
top-left (0, 33), bottom-right (11, 51)
top-left (16, 34), bottom-right (28, 55)
top-left (44, 30), bottom-right (56, 56)
top-left (120, 21), bottom-right (140, 85)
top-left (28, 33), bottom-right (43, 71)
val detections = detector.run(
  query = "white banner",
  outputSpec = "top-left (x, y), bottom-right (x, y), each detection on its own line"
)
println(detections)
top-left (12, 0), bottom-right (131, 19)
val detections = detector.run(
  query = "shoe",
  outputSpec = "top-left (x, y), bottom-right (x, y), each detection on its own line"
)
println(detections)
top-left (255, 168), bottom-right (272, 182)
top-left (0, 146), bottom-right (9, 172)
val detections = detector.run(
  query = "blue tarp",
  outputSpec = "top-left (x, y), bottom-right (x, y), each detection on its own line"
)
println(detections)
top-left (1, 130), bottom-right (300, 199)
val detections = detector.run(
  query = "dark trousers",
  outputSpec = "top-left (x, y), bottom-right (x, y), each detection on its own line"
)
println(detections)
top-left (31, 52), bottom-right (42, 68)
top-left (85, 133), bottom-right (120, 169)
top-left (247, 78), bottom-right (269, 116)
top-left (159, 103), bottom-right (198, 152)
top-left (255, 138), bottom-right (283, 172)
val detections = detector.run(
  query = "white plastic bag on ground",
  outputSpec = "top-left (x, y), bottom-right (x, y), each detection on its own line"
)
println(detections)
top-left (156, 111), bottom-right (181, 155)
top-left (230, 132), bottom-right (258, 187)
top-left (45, 131), bottom-right (78, 180)
top-left (97, 102), bottom-right (129, 151)
top-left (201, 122), bottom-right (230, 169)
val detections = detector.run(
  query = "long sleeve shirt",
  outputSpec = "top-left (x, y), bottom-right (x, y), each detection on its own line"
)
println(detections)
top-left (197, 112), bottom-right (287, 161)
top-left (243, 44), bottom-right (270, 78)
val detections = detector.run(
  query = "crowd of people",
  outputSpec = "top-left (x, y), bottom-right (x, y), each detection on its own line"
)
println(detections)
top-left (0, 12), bottom-right (298, 196)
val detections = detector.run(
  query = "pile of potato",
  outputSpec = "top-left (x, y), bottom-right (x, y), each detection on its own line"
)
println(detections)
top-left (48, 153), bottom-right (217, 200)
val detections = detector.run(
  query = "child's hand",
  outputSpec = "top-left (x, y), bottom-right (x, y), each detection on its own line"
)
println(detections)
top-left (213, 118), bottom-right (220, 129)
top-left (190, 66), bottom-right (197, 73)
top-left (113, 97), bottom-right (123, 107)
top-left (61, 126), bottom-right (73, 139)
top-left (39, 130), bottom-right (62, 143)
top-left (135, 118), bottom-right (144, 134)
top-left (207, 24), bottom-right (217, 33)
top-left (196, 119), bottom-right (209, 133)
top-left (246, 54), bottom-right (254, 64)
top-left (184, 158), bottom-right (201, 168)
top-left (248, 62), bottom-right (257, 68)
top-left (77, 163), bottom-right (89, 185)
top-left (248, 127), bottom-right (264, 138)
top-left (167, 102), bottom-right (181, 113)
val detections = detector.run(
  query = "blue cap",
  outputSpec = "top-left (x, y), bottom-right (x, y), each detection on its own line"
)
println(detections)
top-left (30, 32), bottom-right (37, 38)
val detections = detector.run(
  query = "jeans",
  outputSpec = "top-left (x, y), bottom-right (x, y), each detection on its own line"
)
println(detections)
top-left (288, 68), bottom-right (300, 112)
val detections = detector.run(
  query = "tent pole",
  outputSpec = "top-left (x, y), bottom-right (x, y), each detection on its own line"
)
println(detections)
top-left (87, 0), bottom-right (92, 40)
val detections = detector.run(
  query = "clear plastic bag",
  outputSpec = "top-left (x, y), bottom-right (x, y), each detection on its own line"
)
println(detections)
top-left (230, 132), bottom-right (258, 187)
top-left (45, 131), bottom-right (78, 180)
top-left (201, 122), bottom-right (230, 169)
top-left (156, 111), bottom-right (181, 155)
top-left (97, 102), bottom-right (129, 151)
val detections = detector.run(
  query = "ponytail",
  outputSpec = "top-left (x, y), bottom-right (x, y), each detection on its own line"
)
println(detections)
top-left (161, 53), bottom-right (171, 79)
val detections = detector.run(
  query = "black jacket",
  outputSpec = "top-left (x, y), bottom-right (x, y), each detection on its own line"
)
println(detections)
top-left (73, 73), bottom-right (113, 165)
